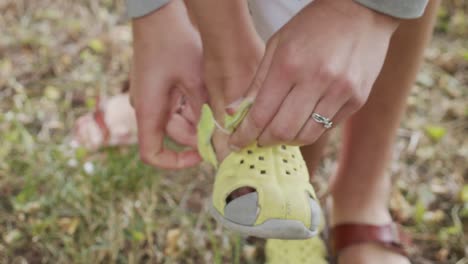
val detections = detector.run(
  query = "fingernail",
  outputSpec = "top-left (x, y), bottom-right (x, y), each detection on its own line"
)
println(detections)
top-left (226, 108), bottom-right (236, 116)
top-left (225, 97), bottom-right (245, 115)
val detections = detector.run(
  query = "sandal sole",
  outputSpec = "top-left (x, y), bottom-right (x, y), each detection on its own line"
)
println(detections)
top-left (209, 202), bottom-right (319, 240)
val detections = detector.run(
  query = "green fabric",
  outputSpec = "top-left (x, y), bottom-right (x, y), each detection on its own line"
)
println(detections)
top-left (266, 237), bottom-right (328, 264)
top-left (196, 99), bottom-right (253, 168)
top-left (197, 105), bottom-right (218, 168)
top-left (197, 101), bottom-right (318, 227)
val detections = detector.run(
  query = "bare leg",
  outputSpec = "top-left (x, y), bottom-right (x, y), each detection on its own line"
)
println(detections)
top-left (327, 1), bottom-right (440, 263)
top-left (185, 0), bottom-right (264, 161)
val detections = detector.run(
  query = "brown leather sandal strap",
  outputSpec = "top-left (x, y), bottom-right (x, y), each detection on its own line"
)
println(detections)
top-left (330, 222), bottom-right (411, 258)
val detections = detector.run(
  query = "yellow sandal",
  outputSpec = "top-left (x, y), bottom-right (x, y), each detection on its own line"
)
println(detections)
top-left (197, 100), bottom-right (321, 239)
top-left (266, 237), bottom-right (328, 264)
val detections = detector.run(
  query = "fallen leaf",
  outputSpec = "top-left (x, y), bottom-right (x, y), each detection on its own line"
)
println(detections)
top-left (88, 39), bottom-right (105, 54)
top-left (164, 228), bottom-right (181, 256)
top-left (424, 125), bottom-right (446, 142)
top-left (463, 50), bottom-right (468, 62)
top-left (131, 230), bottom-right (145, 242)
top-left (58, 217), bottom-right (80, 235)
top-left (243, 244), bottom-right (257, 261)
top-left (44, 86), bottom-right (61, 101)
top-left (21, 201), bottom-right (42, 213)
top-left (390, 189), bottom-right (413, 221)
top-left (416, 71), bottom-right (435, 87)
top-left (423, 210), bottom-right (446, 223)
top-left (413, 201), bottom-right (426, 225)
top-left (436, 248), bottom-right (449, 262)
top-left (4, 229), bottom-right (22, 244)
top-left (460, 185), bottom-right (468, 202)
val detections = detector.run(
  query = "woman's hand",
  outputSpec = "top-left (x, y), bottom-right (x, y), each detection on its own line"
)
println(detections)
top-left (229, 0), bottom-right (400, 148)
top-left (131, 0), bottom-right (207, 169)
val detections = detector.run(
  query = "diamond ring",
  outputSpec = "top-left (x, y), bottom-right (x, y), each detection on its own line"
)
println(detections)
top-left (311, 113), bottom-right (333, 129)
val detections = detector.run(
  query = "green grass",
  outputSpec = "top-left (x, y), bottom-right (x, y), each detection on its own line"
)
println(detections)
top-left (0, 131), bottom-right (253, 263)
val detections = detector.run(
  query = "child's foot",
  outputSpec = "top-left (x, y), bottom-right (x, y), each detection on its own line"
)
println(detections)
top-left (73, 94), bottom-right (138, 150)
top-left (73, 91), bottom-right (197, 150)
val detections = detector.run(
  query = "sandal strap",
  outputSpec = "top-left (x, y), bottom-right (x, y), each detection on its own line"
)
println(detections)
top-left (93, 97), bottom-right (110, 145)
top-left (330, 222), bottom-right (411, 258)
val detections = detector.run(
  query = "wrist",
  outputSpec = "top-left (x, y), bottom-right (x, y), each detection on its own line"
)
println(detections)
top-left (204, 38), bottom-right (264, 69)
top-left (320, 0), bottom-right (400, 33)
top-left (187, 0), bottom-right (263, 63)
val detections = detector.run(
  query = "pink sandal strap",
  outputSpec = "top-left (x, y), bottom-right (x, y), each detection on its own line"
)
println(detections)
top-left (92, 96), bottom-right (110, 145)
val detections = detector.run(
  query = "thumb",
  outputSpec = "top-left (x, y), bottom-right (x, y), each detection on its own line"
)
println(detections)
top-left (135, 78), bottom-right (201, 170)
top-left (166, 112), bottom-right (198, 148)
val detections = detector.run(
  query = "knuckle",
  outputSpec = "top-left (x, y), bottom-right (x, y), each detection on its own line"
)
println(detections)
top-left (277, 45), bottom-right (301, 76)
top-left (349, 95), bottom-right (367, 110)
top-left (270, 125), bottom-right (295, 142)
top-left (333, 74), bottom-right (359, 98)
top-left (332, 82), bottom-right (350, 97)
top-left (139, 145), bottom-right (162, 166)
top-left (340, 74), bottom-right (359, 92)
top-left (257, 136), bottom-right (271, 147)
top-left (317, 64), bottom-right (338, 81)
top-left (249, 76), bottom-right (263, 93)
top-left (299, 130), bottom-right (320, 145)
top-left (249, 110), bottom-right (267, 131)
top-left (338, 81), bottom-right (352, 96)
top-left (296, 133), bottom-right (314, 146)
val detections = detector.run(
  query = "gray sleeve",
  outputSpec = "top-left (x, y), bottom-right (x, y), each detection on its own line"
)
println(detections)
top-left (353, 0), bottom-right (429, 19)
top-left (127, 0), bottom-right (171, 19)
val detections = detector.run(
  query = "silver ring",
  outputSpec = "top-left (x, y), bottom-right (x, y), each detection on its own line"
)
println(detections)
top-left (311, 113), bottom-right (333, 129)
